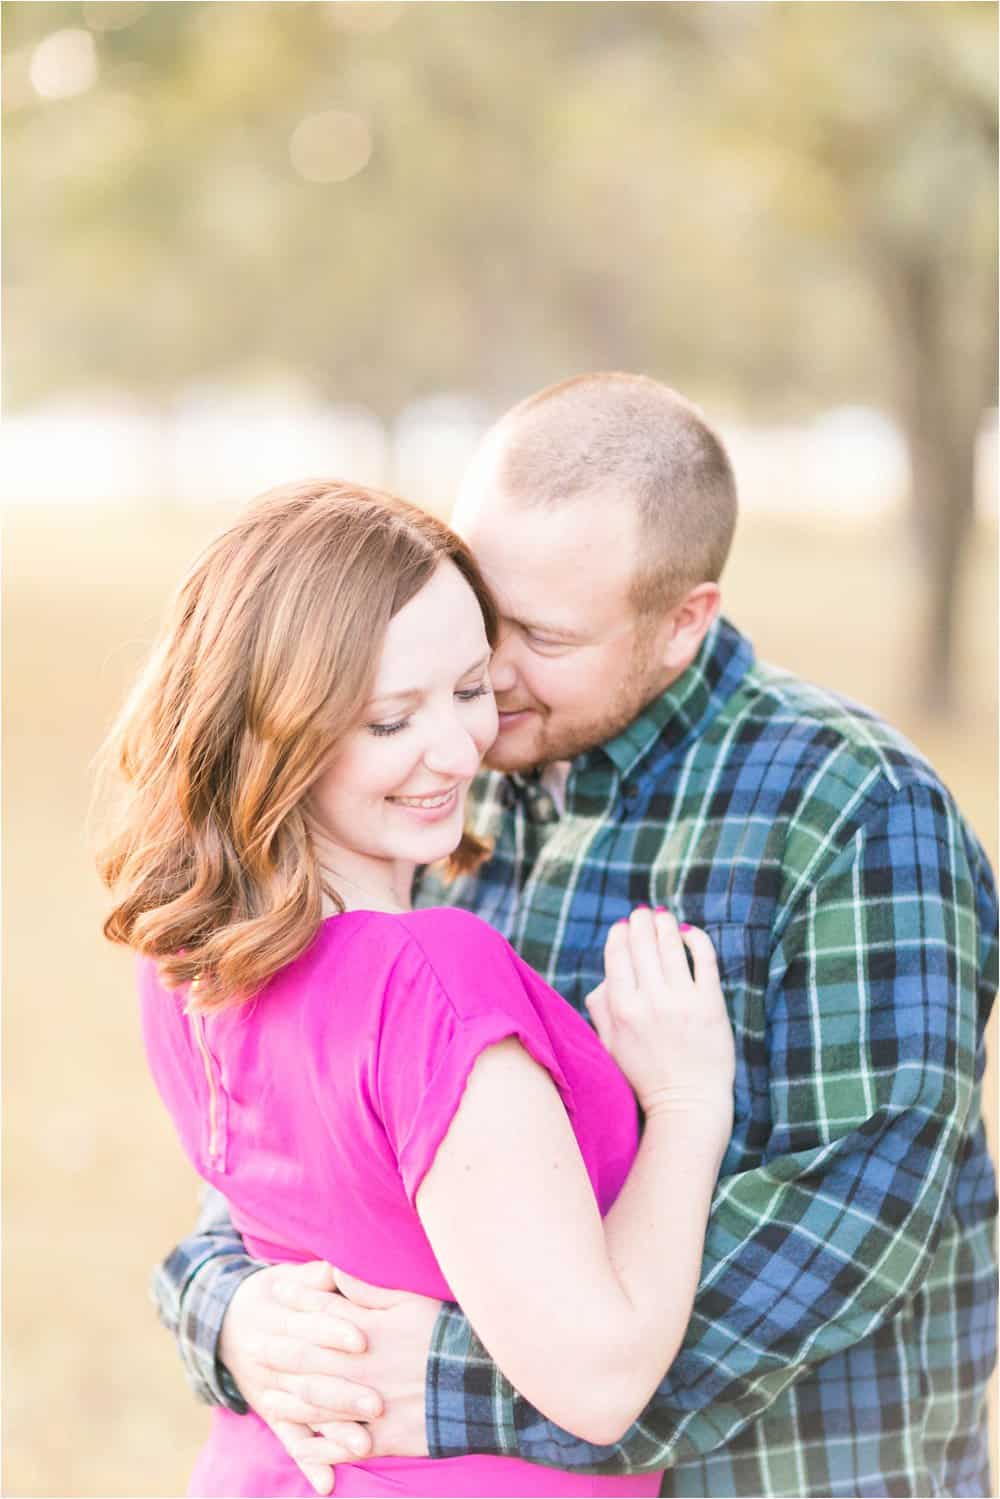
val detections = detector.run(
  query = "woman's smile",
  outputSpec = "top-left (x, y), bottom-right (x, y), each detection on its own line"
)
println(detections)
top-left (385, 785), bottom-right (461, 821)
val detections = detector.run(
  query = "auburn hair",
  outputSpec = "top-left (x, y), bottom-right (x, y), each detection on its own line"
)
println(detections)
top-left (96, 479), bottom-right (499, 1010)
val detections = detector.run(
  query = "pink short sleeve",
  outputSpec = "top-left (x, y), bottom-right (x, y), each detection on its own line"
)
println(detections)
top-left (375, 910), bottom-right (576, 1205)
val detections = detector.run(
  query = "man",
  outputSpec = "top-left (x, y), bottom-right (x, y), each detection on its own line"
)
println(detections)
top-left (155, 374), bottom-right (998, 1497)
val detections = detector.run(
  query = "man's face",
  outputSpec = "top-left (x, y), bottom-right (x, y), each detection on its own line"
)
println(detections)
top-left (452, 476), bottom-right (671, 774)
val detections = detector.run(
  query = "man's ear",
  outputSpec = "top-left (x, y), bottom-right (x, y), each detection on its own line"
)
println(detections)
top-left (660, 583), bottom-right (721, 675)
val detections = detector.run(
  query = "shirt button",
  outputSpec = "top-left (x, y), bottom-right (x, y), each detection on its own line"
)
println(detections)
top-left (622, 782), bottom-right (639, 802)
top-left (534, 794), bottom-right (556, 822)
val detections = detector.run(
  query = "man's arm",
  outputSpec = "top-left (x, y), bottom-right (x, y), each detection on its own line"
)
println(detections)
top-left (155, 1189), bottom-right (394, 1495)
top-left (424, 780), bottom-right (995, 1471)
top-left (152, 1185), bottom-right (265, 1410)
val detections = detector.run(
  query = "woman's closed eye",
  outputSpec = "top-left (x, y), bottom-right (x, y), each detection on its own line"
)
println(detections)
top-left (367, 717), bottom-right (410, 737)
top-left (367, 681), bottom-right (492, 737)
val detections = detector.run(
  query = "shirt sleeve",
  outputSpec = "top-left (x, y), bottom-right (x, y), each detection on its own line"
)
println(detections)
top-left (426, 780), bottom-right (997, 1471)
top-left (376, 913), bottom-right (575, 1206)
top-left (150, 1183), bottom-right (267, 1411)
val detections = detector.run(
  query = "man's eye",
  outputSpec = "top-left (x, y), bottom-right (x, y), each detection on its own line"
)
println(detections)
top-left (367, 718), bottom-right (409, 737)
top-left (527, 635), bottom-right (569, 653)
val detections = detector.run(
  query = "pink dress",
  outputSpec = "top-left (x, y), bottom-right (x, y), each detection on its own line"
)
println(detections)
top-left (140, 906), bottom-right (662, 1497)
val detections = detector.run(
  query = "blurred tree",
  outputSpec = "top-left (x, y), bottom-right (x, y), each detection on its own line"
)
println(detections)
top-left (704, 2), bottom-right (997, 713)
top-left (2, 1), bottom-right (995, 706)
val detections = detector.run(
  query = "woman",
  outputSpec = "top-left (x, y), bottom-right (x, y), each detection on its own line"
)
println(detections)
top-left (98, 479), bottom-right (734, 1498)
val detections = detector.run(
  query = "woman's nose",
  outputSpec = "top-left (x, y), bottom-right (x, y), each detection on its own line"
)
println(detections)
top-left (424, 721), bottom-right (482, 779)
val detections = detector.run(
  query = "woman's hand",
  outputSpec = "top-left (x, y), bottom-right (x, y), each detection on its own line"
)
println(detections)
top-left (586, 908), bottom-right (734, 1143)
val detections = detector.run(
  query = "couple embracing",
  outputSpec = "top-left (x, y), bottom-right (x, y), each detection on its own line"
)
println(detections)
top-left (99, 374), bottom-right (998, 1498)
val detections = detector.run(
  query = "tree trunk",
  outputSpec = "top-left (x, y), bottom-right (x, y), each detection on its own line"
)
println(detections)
top-left (909, 434), bottom-right (976, 717)
top-left (885, 251), bottom-right (982, 717)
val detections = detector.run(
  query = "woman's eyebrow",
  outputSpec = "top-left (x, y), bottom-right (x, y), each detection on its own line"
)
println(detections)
top-left (368, 652), bottom-right (492, 707)
top-left (367, 688), bottom-right (420, 709)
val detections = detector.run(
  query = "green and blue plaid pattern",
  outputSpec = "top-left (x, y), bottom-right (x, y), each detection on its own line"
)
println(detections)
top-left (421, 618), bottom-right (998, 1497)
top-left (153, 618), bottom-right (997, 1497)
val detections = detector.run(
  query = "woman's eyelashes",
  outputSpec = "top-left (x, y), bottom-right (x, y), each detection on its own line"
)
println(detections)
top-left (366, 681), bottom-right (492, 738)
top-left (367, 718), bottom-right (409, 737)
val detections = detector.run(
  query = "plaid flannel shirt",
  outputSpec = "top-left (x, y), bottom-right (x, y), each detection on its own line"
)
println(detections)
top-left (153, 618), bottom-right (998, 1496)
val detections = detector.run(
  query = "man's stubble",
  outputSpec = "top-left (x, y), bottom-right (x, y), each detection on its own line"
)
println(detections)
top-left (483, 624), bottom-right (665, 775)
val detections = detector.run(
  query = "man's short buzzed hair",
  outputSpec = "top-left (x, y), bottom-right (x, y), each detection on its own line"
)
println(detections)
top-left (493, 372), bottom-right (738, 613)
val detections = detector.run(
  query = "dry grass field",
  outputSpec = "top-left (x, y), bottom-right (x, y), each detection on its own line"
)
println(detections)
top-left (4, 504), bottom-right (997, 1498)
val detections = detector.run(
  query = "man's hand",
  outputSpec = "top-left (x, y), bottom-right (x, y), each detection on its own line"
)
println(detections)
top-left (218, 1260), bottom-right (440, 1495)
top-left (324, 1268), bottom-right (438, 1463)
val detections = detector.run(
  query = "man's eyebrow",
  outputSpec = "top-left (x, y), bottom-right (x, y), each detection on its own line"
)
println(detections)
top-left (509, 617), bottom-right (590, 643)
top-left (368, 651), bottom-right (492, 706)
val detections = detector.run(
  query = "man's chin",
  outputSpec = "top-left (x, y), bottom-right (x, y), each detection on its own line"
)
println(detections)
top-left (483, 719), bottom-right (545, 774)
top-left (483, 743), bottom-right (538, 774)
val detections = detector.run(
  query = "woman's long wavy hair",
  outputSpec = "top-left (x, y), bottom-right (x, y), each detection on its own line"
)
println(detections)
top-left (96, 479), bottom-right (499, 1011)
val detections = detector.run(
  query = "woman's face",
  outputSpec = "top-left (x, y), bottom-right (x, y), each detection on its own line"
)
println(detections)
top-left (308, 560), bottom-right (498, 875)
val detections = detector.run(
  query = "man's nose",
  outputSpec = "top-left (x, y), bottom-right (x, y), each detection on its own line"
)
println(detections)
top-left (489, 632), bottom-right (518, 694)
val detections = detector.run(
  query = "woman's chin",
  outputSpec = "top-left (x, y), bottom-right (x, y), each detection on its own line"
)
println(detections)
top-left (384, 817), bottom-right (465, 867)
top-left (416, 827), bottom-right (465, 866)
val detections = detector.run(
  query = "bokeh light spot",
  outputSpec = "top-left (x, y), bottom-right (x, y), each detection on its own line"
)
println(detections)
top-left (289, 110), bottom-right (373, 184)
top-left (29, 29), bottom-right (98, 101)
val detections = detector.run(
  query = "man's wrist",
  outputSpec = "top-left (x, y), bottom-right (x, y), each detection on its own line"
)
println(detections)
top-left (179, 1254), bottom-right (268, 1411)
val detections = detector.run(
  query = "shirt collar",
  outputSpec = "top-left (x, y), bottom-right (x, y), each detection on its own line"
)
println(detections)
top-left (580, 615), bottom-right (755, 785)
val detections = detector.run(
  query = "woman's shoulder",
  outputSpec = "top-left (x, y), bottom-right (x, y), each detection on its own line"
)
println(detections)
top-left (396, 905), bottom-right (519, 974)
top-left (392, 906), bottom-right (543, 1022)
top-left (313, 904), bottom-right (512, 982)
top-left (323, 904), bottom-right (504, 959)
top-left (399, 903), bottom-right (508, 947)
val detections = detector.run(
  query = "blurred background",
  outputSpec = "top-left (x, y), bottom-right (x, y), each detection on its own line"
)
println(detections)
top-left (3, 3), bottom-right (997, 1495)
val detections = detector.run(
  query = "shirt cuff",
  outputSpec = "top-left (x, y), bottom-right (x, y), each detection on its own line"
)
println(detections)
top-left (152, 1249), bottom-right (266, 1412)
top-left (426, 1300), bottom-right (521, 1459)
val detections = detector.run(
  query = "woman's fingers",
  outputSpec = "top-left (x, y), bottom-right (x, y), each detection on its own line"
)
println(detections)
top-left (680, 926), bottom-right (722, 998)
top-left (603, 919), bottom-right (637, 1014)
top-left (624, 908), bottom-right (665, 998)
top-left (585, 980), bottom-right (613, 1050)
top-left (649, 908), bottom-right (695, 993)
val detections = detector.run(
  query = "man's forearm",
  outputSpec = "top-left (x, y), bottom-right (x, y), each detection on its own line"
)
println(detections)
top-left (152, 1185), bottom-right (265, 1410)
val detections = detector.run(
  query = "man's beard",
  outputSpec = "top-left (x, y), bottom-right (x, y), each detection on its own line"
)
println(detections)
top-left (484, 635), bottom-right (662, 775)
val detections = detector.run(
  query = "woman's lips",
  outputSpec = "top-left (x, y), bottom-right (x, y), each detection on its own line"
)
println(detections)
top-left (385, 786), bottom-right (460, 822)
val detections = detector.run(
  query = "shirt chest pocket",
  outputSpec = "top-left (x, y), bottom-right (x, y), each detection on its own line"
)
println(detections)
top-left (702, 922), bottom-right (771, 1172)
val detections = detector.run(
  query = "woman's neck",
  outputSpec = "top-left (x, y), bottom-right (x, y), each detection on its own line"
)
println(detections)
top-left (311, 830), bottom-right (414, 917)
